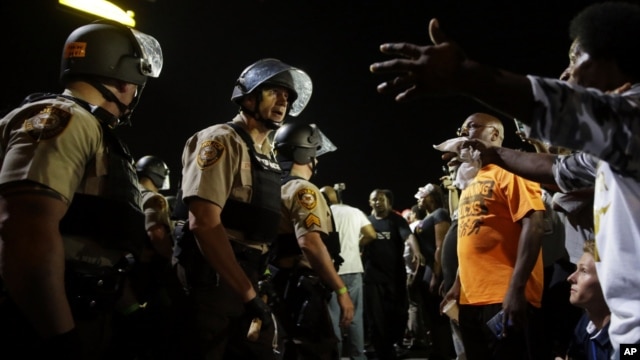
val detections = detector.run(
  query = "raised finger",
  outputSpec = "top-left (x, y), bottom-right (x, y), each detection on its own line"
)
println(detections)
top-left (375, 74), bottom-right (414, 94)
top-left (370, 56), bottom-right (418, 74)
top-left (379, 42), bottom-right (424, 58)
top-left (428, 18), bottom-right (449, 45)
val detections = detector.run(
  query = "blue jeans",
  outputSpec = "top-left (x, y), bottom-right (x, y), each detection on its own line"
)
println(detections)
top-left (328, 273), bottom-right (366, 360)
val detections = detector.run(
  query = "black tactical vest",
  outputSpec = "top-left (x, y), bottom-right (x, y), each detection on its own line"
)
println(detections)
top-left (221, 122), bottom-right (282, 244)
top-left (172, 123), bottom-right (282, 244)
top-left (24, 94), bottom-right (147, 257)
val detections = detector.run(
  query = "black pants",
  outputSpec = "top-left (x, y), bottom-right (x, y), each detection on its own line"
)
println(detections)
top-left (364, 281), bottom-right (408, 360)
top-left (272, 267), bottom-right (339, 360)
top-left (459, 303), bottom-right (544, 360)
top-left (174, 246), bottom-right (276, 360)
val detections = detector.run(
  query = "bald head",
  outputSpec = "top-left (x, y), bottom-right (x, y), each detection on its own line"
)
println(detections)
top-left (461, 113), bottom-right (504, 146)
top-left (320, 185), bottom-right (339, 205)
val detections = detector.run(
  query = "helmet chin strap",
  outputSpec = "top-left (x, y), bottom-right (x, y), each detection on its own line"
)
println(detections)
top-left (86, 79), bottom-right (139, 127)
top-left (310, 158), bottom-right (318, 178)
top-left (240, 96), bottom-right (281, 130)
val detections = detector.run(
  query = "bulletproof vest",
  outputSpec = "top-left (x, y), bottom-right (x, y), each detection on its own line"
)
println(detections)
top-left (274, 175), bottom-right (343, 271)
top-left (172, 123), bottom-right (282, 244)
top-left (23, 94), bottom-right (147, 257)
top-left (223, 122), bottom-right (282, 243)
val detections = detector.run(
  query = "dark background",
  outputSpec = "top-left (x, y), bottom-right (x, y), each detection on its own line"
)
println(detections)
top-left (0, 0), bottom-right (602, 212)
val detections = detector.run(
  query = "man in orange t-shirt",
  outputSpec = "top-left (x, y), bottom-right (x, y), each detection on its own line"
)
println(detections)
top-left (441, 113), bottom-right (545, 360)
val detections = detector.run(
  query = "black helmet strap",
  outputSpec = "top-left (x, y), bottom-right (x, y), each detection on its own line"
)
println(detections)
top-left (239, 89), bottom-right (281, 130)
top-left (85, 78), bottom-right (140, 127)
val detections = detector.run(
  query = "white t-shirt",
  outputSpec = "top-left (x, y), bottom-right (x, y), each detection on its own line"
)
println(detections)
top-left (330, 203), bottom-right (372, 275)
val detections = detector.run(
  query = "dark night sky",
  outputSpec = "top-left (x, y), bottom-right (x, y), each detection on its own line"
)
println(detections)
top-left (1, 0), bottom-right (601, 212)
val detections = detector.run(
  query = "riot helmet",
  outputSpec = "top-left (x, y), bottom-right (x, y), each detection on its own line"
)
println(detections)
top-left (273, 123), bottom-right (336, 170)
top-left (60, 21), bottom-right (163, 126)
top-left (231, 59), bottom-right (312, 127)
top-left (135, 155), bottom-right (170, 191)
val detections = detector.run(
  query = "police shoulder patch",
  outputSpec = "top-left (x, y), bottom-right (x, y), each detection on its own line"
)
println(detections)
top-left (297, 188), bottom-right (318, 210)
top-left (23, 106), bottom-right (71, 140)
top-left (304, 213), bottom-right (321, 229)
top-left (197, 140), bottom-right (225, 169)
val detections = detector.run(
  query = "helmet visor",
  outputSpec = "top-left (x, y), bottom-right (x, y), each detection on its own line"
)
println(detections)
top-left (313, 125), bottom-right (337, 157)
top-left (288, 69), bottom-right (312, 117)
top-left (131, 29), bottom-right (163, 78)
top-left (160, 175), bottom-right (170, 191)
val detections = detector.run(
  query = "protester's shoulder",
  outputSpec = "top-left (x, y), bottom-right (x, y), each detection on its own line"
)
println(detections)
top-left (389, 210), bottom-right (410, 224)
top-left (562, 151), bottom-right (599, 167)
top-left (432, 207), bottom-right (450, 221)
top-left (495, 165), bottom-right (540, 188)
top-left (336, 203), bottom-right (368, 216)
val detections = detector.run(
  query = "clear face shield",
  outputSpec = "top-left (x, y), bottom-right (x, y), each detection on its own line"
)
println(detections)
top-left (287, 69), bottom-right (312, 117)
top-left (311, 124), bottom-right (338, 157)
top-left (118, 29), bottom-right (163, 127)
top-left (160, 173), bottom-right (170, 191)
top-left (131, 29), bottom-right (163, 78)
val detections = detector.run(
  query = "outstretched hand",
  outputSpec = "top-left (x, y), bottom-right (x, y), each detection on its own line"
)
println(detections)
top-left (440, 138), bottom-right (499, 167)
top-left (369, 18), bottom-right (467, 102)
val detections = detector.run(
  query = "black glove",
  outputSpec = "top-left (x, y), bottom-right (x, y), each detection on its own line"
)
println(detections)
top-left (258, 278), bottom-right (280, 307)
top-left (244, 295), bottom-right (272, 328)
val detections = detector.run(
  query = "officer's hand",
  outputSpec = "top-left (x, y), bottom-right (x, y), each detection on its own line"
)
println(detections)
top-left (337, 292), bottom-right (355, 328)
top-left (244, 295), bottom-right (273, 328)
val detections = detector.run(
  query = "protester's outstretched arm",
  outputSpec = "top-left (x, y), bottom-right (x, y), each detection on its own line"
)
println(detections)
top-left (443, 138), bottom-right (559, 187)
top-left (370, 18), bottom-right (534, 123)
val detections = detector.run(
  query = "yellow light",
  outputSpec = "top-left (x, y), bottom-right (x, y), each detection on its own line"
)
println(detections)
top-left (59, 0), bottom-right (136, 27)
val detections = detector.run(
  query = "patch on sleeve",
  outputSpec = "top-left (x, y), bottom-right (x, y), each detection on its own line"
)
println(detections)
top-left (23, 106), bottom-right (71, 140)
top-left (296, 188), bottom-right (318, 210)
top-left (197, 140), bottom-right (225, 169)
top-left (304, 213), bottom-right (321, 228)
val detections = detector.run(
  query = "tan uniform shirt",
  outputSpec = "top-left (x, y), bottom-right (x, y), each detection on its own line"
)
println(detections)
top-left (180, 115), bottom-right (273, 247)
top-left (279, 177), bottom-right (334, 266)
top-left (0, 90), bottom-right (109, 203)
top-left (0, 90), bottom-right (130, 267)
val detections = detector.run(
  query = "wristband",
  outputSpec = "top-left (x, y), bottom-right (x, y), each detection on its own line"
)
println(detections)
top-left (336, 286), bottom-right (348, 295)
top-left (119, 302), bottom-right (141, 316)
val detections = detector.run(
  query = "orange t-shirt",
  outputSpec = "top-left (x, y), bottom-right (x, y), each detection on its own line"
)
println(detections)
top-left (457, 164), bottom-right (545, 307)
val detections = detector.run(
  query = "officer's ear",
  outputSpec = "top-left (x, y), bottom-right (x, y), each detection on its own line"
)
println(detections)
top-left (241, 92), bottom-right (257, 109)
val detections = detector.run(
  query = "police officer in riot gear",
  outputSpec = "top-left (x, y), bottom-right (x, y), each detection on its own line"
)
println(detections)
top-left (136, 155), bottom-right (171, 191)
top-left (271, 122), bottom-right (354, 359)
top-left (231, 58), bottom-right (312, 129)
top-left (174, 58), bottom-right (311, 359)
top-left (129, 155), bottom-right (178, 358)
top-left (0, 21), bottom-right (162, 359)
top-left (135, 155), bottom-right (174, 260)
